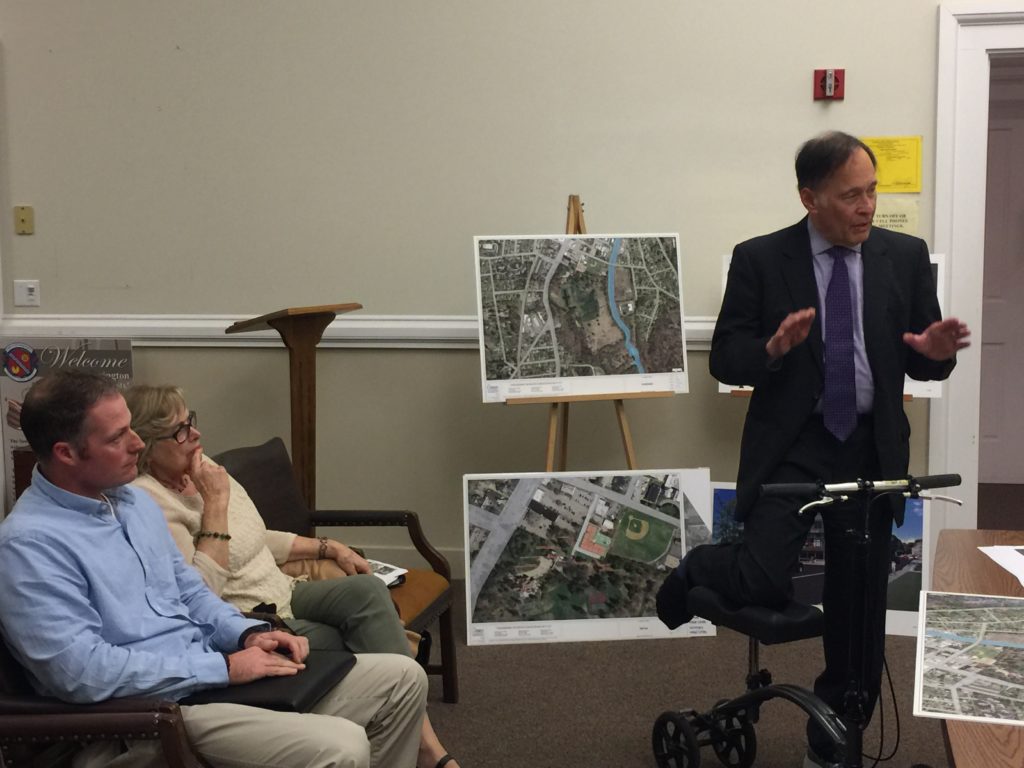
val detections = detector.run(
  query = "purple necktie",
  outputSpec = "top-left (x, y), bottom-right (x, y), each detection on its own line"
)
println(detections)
top-left (823, 246), bottom-right (857, 441)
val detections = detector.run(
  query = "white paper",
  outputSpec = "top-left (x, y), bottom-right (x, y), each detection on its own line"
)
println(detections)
top-left (366, 558), bottom-right (408, 587)
top-left (979, 545), bottom-right (1024, 589)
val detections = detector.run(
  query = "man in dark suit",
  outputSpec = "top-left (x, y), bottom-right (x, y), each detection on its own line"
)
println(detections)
top-left (657, 131), bottom-right (970, 767)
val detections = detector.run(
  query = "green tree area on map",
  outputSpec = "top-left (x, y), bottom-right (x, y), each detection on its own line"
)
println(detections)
top-left (472, 505), bottom-right (678, 623)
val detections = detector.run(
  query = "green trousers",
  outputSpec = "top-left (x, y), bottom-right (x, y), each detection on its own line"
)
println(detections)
top-left (286, 573), bottom-right (411, 657)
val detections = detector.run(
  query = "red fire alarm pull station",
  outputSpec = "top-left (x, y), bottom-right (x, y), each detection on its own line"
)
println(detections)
top-left (813, 69), bottom-right (845, 100)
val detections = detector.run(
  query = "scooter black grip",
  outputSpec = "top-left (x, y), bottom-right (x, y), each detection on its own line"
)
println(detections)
top-left (911, 473), bottom-right (962, 490)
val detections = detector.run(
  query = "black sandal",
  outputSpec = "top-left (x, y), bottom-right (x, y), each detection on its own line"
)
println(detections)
top-left (435, 756), bottom-right (456, 768)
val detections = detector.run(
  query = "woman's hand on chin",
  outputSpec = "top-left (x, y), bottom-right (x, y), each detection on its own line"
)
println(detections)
top-left (189, 449), bottom-right (230, 507)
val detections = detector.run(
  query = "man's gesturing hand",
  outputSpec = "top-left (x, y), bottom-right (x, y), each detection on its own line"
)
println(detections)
top-left (902, 317), bottom-right (971, 361)
top-left (766, 308), bottom-right (816, 360)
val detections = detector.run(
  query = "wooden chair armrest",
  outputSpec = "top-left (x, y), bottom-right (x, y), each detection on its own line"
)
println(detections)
top-left (311, 508), bottom-right (451, 580)
top-left (311, 508), bottom-right (413, 526)
top-left (0, 695), bottom-right (208, 768)
top-left (0, 692), bottom-right (179, 717)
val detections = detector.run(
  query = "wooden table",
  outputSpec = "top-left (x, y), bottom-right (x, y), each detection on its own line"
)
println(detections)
top-left (931, 529), bottom-right (1024, 767)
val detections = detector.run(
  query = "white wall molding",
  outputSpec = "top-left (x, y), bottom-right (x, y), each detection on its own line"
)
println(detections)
top-left (0, 313), bottom-right (717, 351)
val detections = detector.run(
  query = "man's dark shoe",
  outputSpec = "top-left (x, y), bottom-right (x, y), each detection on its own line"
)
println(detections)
top-left (803, 746), bottom-right (841, 768)
top-left (656, 566), bottom-right (693, 629)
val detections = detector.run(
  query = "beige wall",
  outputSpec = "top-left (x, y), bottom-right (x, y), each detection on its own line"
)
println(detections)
top-left (0, 0), bottom-right (956, 316)
top-left (0, 1), bottom-right (959, 574)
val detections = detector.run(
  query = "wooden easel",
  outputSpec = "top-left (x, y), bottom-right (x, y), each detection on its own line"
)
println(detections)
top-left (507, 195), bottom-right (671, 472)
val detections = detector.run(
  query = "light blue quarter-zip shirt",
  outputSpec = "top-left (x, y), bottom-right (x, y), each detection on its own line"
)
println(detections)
top-left (0, 466), bottom-right (266, 703)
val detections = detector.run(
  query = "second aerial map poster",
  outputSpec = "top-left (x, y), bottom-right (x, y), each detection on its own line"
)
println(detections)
top-left (475, 235), bottom-right (688, 402)
top-left (915, 591), bottom-right (1024, 726)
top-left (464, 469), bottom-right (713, 645)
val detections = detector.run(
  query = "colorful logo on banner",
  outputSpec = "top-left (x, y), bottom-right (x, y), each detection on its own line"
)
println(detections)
top-left (2, 343), bottom-right (40, 382)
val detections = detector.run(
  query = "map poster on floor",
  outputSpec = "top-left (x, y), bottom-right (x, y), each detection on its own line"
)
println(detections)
top-left (475, 235), bottom-right (688, 402)
top-left (711, 481), bottom-right (928, 637)
top-left (1, 338), bottom-right (133, 516)
top-left (711, 482), bottom-right (741, 545)
top-left (464, 468), bottom-right (713, 645)
top-left (886, 497), bottom-right (929, 636)
top-left (915, 591), bottom-right (1024, 726)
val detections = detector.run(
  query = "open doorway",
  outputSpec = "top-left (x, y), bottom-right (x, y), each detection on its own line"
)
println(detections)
top-left (978, 55), bottom-right (1024, 528)
top-left (931, 6), bottom-right (1024, 562)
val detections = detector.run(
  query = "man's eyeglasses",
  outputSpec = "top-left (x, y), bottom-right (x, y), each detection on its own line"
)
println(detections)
top-left (158, 411), bottom-right (197, 444)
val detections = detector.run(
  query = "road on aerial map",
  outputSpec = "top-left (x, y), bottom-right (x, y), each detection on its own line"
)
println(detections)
top-left (467, 478), bottom-right (542, 614)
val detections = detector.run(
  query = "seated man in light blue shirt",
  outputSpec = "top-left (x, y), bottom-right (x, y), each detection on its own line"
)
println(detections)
top-left (0, 370), bottom-right (426, 768)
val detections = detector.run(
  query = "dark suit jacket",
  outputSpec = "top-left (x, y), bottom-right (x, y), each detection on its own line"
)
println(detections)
top-left (710, 218), bottom-right (955, 522)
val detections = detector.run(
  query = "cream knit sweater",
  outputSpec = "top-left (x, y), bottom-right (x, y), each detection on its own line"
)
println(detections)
top-left (133, 460), bottom-right (300, 617)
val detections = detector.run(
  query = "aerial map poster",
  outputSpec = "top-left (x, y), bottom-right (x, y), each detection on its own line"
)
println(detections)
top-left (915, 591), bottom-right (1024, 726)
top-left (475, 235), bottom-right (688, 402)
top-left (464, 469), bottom-right (713, 645)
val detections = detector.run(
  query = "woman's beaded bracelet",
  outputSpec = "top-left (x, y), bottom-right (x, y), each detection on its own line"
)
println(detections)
top-left (196, 530), bottom-right (231, 541)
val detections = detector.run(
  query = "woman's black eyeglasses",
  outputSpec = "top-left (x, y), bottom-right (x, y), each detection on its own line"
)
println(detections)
top-left (158, 411), bottom-right (197, 444)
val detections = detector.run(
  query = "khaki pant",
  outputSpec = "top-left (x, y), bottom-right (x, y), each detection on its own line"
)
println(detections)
top-left (73, 653), bottom-right (426, 768)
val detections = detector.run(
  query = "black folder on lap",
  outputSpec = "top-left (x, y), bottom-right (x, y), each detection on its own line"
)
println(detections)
top-left (180, 649), bottom-right (356, 712)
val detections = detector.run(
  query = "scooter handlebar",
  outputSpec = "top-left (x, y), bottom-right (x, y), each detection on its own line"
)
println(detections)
top-left (759, 473), bottom-right (961, 499)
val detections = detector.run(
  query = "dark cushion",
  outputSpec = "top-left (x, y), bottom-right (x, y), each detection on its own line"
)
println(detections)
top-left (213, 438), bottom-right (311, 536)
top-left (687, 585), bottom-right (824, 645)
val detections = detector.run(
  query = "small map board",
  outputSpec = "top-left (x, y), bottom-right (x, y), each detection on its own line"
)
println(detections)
top-left (366, 559), bottom-right (407, 587)
top-left (475, 235), bottom-right (688, 402)
top-left (464, 468), bottom-right (712, 645)
top-left (915, 590), bottom-right (1024, 726)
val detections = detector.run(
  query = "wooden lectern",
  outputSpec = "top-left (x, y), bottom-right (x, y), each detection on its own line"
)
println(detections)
top-left (226, 304), bottom-right (361, 509)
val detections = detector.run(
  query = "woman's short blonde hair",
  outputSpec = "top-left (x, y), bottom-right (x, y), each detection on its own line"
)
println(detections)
top-left (124, 384), bottom-right (188, 473)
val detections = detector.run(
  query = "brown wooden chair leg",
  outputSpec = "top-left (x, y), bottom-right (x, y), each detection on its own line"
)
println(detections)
top-left (157, 711), bottom-right (213, 768)
top-left (438, 605), bottom-right (459, 704)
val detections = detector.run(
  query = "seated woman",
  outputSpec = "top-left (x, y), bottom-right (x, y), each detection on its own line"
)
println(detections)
top-left (125, 385), bottom-right (459, 768)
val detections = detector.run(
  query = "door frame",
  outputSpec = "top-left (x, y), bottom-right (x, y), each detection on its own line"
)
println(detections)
top-left (930, 4), bottom-right (1024, 571)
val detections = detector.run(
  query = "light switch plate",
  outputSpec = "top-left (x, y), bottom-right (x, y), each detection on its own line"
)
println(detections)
top-left (14, 206), bottom-right (34, 235)
top-left (13, 279), bottom-right (40, 307)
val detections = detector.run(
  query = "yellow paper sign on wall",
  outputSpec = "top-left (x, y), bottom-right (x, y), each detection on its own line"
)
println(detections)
top-left (861, 136), bottom-right (922, 193)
